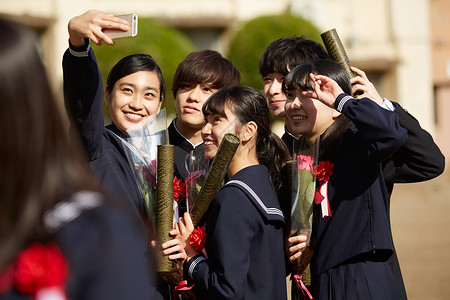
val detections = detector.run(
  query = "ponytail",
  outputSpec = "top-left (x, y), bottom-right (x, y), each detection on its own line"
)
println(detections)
top-left (256, 131), bottom-right (290, 192)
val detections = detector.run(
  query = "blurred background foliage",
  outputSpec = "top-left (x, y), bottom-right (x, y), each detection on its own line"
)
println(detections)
top-left (90, 14), bottom-right (322, 120)
top-left (227, 13), bottom-right (324, 91)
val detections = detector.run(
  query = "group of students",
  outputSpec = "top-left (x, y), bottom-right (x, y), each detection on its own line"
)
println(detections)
top-left (0, 8), bottom-right (445, 300)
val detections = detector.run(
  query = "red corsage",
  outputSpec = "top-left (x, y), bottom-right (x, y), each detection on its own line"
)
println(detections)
top-left (315, 160), bottom-right (334, 184)
top-left (15, 242), bottom-right (68, 298)
top-left (189, 226), bottom-right (207, 252)
top-left (314, 160), bottom-right (334, 218)
top-left (173, 176), bottom-right (186, 202)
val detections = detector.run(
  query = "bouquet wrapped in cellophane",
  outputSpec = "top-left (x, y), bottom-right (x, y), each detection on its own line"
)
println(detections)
top-left (121, 109), bottom-right (181, 274)
top-left (289, 138), bottom-right (319, 297)
top-left (185, 147), bottom-right (210, 214)
top-left (122, 109), bottom-right (169, 225)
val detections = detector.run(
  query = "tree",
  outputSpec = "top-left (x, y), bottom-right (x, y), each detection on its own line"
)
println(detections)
top-left (227, 14), bottom-right (324, 90)
top-left (91, 17), bottom-right (195, 120)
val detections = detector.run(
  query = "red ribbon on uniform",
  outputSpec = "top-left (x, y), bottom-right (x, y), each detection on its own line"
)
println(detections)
top-left (293, 274), bottom-right (313, 299)
top-left (172, 280), bottom-right (195, 299)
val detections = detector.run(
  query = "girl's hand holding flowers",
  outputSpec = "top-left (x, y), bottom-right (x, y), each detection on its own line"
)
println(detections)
top-left (162, 212), bottom-right (202, 263)
top-left (161, 224), bottom-right (187, 262)
top-left (286, 234), bottom-right (308, 263)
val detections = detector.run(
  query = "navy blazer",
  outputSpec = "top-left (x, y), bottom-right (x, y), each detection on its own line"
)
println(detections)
top-left (184, 165), bottom-right (287, 300)
top-left (312, 94), bottom-right (407, 274)
top-left (62, 43), bottom-right (148, 223)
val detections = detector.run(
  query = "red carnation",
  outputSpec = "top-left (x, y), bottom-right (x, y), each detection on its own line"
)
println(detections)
top-left (315, 161), bottom-right (334, 185)
top-left (14, 242), bottom-right (68, 296)
top-left (189, 226), bottom-right (207, 252)
top-left (173, 176), bottom-right (186, 202)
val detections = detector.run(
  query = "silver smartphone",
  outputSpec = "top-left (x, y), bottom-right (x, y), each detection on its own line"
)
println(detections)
top-left (104, 13), bottom-right (138, 39)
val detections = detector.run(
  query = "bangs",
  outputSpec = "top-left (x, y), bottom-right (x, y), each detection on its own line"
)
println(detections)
top-left (202, 89), bottom-right (229, 118)
top-left (260, 56), bottom-right (291, 77)
top-left (177, 64), bottom-right (232, 90)
top-left (172, 50), bottom-right (240, 97)
top-left (283, 63), bottom-right (315, 93)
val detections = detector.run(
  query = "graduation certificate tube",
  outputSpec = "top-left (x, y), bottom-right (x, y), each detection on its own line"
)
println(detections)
top-left (321, 28), bottom-right (356, 79)
top-left (190, 133), bottom-right (240, 227)
top-left (156, 144), bottom-right (174, 273)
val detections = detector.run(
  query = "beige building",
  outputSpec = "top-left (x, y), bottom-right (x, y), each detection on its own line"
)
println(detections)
top-left (431, 0), bottom-right (450, 162)
top-left (0, 0), bottom-right (448, 160)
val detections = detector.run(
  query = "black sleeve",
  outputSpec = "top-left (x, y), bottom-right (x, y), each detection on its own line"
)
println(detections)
top-left (335, 94), bottom-right (408, 166)
top-left (62, 40), bottom-right (107, 160)
top-left (382, 102), bottom-right (445, 186)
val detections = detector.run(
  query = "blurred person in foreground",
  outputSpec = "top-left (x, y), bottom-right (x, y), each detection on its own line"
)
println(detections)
top-left (0, 18), bottom-right (160, 299)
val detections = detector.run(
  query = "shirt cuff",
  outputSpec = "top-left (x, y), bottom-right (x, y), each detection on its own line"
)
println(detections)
top-left (68, 38), bottom-right (90, 57)
top-left (381, 98), bottom-right (395, 111)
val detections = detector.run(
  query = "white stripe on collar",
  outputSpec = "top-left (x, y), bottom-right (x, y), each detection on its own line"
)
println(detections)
top-left (44, 191), bottom-right (102, 232)
top-left (226, 180), bottom-right (284, 219)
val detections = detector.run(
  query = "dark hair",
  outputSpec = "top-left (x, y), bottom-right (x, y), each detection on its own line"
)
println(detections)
top-left (259, 36), bottom-right (330, 77)
top-left (172, 50), bottom-right (241, 97)
top-left (202, 86), bottom-right (290, 190)
top-left (106, 54), bottom-right (165, 102)
top-left (283, 59), bottom-right (353, 161)
top-left (283, 59), bottom-right (352, 95)
top-left (0, 19), bottom-right (101, 269)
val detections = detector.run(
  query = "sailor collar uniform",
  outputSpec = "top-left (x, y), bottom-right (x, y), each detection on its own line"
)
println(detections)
top-left (184, 165), bottom-right (287, 300)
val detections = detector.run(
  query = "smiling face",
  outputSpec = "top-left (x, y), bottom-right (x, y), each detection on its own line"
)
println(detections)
top-left (263, 72), bottom-right (287, 118)
top-left (105, 70), bottom-right (161, 135)
top-left (201, 104), bottom-right (239, 161)
top-left (284, 87), bottom-right (339, 145)
top-left (175, 83), bottom-right (219, 134)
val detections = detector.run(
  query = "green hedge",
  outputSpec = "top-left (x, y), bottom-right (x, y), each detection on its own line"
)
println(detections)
top-left (227, 13), bottom-right (324, 91)
top-left (91, 17), bottom-right (195, 120)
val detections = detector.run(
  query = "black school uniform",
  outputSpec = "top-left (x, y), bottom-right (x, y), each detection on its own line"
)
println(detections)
top-left (283, 100), bottom-right (445, 300)
top-left (168, 119), bottom-right (204, 215)
top-left (381, 102), bottom-right (445, 299)
top-left (184, 165), bottom-right (287, 300)
top-left (0, 191), bottom-right (161, 300)
top-left (63, 42), bottom-right (148, 223)
top-left (168, 119), bottom-right (204, 181)
top-left (310, 94), bottom-right (408, 299)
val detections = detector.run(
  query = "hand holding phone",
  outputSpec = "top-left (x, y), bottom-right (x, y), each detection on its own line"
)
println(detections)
top-left (104, 14), bottom-right (138, 39)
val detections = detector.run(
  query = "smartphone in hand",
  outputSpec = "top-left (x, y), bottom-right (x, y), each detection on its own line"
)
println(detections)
top-left (104, 14), bottom-right (138, 39)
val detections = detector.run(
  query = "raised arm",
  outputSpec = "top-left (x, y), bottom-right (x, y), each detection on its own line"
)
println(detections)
top-left (63, 10), bottom-right (129, 159)
top-left (350, 66), bottom-right (445, 184)
top-left (383, 102), bottom-right (445, 185)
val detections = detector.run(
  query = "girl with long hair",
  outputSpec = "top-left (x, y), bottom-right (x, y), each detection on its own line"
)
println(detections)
top-left (0, 18), bottom-right (159, 299)
top-left (163, 86), bottom-right (290, 299)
